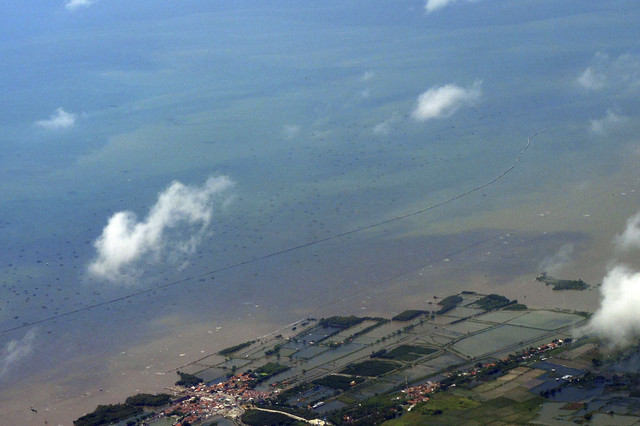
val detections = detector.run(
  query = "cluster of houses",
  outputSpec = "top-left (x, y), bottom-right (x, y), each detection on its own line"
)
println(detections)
top-left (502, 338), bottom-right (568, 362)
top-left (402, 381), bottom-right (440, 408)
top-left (148, 337), bottom-right (573, 424)
top-left (149, 373), bottom-right (274, 425)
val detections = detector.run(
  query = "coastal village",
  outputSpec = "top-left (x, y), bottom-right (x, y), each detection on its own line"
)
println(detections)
top-left (150, 373), bottom-right (272, 425)
top-left (143, 336), bottom-right (571, 425)
top-left (75, 290), bottom-right (640, 425)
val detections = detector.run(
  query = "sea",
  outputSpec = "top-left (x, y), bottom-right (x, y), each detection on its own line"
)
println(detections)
top-left (1, 1), bottom-right (639, 423)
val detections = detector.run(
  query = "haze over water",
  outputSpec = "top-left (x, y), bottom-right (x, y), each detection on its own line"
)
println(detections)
top-left (1, 1), bottom-right (640, 423)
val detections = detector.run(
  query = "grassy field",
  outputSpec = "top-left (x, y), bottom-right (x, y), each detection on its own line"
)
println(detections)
top-left (380, 345), bottom-right (437, 361)
top-left (384, 393), bottom-right (545, 425)
top-left (341, 360), bottom-right (398, 377)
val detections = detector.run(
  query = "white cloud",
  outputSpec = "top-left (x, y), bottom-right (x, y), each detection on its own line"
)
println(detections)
top-left (361, 71), bottom-right (374, 82)
top-left (614, 212), bottom-right (640, 252)
top-left (411, 80), bottom-right (481, 121)
top-left (425, 0), bottom-right (478, 13)
top-left (358, 88), bottom-right (371, 100)
top-left (539, 244), bottom-right (573, 276)
top-left (65, 0), bottom-right (96, 11)
top-left (88, 176), bottom-right (233, 283)
top-left (584, 266), bottom-right (640, 347)
top-left (373, 115), bottom-right (399, 136)
top-left (589, 109), bottom-right (625, 135)
top-left (373, 121), bottom-right (391, 136)
top-left (35, 108), bottom-right (76, 130)
top-left (283, 124), bottom-right (301, 140)
top-left (425, 0), bottom-right (457, 13)
top-left (356, 71), bottom-right (374, 100)
top-left (577, 66), bottom-right (606, 90)
top-left (0, 330), bottom-right (36, 378)
top-left (583, 211), bottom-right (640, 347)
top-left (577, 52), bottom-right (640, 91)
